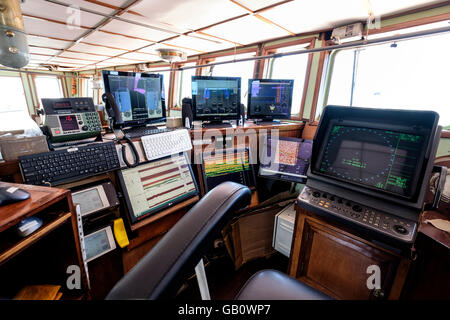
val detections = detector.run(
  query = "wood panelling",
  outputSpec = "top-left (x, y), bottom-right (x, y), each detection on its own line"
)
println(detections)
top-left (289, 207), bottom-right (411, 300)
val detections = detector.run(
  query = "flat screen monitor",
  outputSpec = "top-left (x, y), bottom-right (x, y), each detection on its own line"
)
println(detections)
top-left (259, 137), bottom-right (311, 183)
top-left (117, 153), bottom-right (198, 224)
top-left (201, 148), bottom-right (256, 192)
top-left (247, 79), bottom-right (294, 120)
top-left (102, 70), bottom-right (166, 127)
top-left (191, 76), bottom-right (241, 122)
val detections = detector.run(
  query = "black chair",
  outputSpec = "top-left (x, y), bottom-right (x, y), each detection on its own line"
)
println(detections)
top-left (106, 182), bottom-right (330, 300)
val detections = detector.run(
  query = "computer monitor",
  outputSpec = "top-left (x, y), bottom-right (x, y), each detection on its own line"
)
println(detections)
top-left (308, 105), bottom-right (440, 211)
top-left (259, 137), bottom-right (311, 183)
top-left (201, 148), bottom-right (256, 193)
top-left (191, 76), bottom-right (241, 123)
top-left (102, 70), bottom-right (166, 127)
top-left (247, 79), bottom-right (294, 121)
top-left (117, 153), bottom-right (198, 224)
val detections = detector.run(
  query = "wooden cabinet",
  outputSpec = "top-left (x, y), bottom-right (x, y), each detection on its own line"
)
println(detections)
top-left (289, 207), bottom-right (411, 300)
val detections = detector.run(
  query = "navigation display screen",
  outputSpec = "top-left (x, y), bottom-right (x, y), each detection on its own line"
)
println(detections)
top-left (259, 137), bottom-right (311, 183)
top-left (103, 71), bottom-right (165, 123)
top-left (118, 153), bottom-right (198, 223)
top-left (202, 149), bottom-right (255, 192)
top-left (248, 79), bottom-right (293, 119)
top-left (318, 125), bottom-right (425, 197)
top-left (192, 76), bottom-right (240, 120)
top-left (59, 115), bottom-right (78, 131)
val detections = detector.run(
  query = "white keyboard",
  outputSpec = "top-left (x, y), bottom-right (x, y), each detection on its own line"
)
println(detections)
top-left (141, 129), bottom-right (192, 161)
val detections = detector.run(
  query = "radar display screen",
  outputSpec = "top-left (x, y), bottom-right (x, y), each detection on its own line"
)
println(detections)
top-left (318, 125), bottom-right (425, 198)
top-left (247, 79), bottom-right (294, 119)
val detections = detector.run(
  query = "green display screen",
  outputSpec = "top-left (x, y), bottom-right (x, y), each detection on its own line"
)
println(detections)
top-left (319, 125), bottom-right (425, 197)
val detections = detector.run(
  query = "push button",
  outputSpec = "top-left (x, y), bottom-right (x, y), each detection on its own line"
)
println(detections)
top-left (393, 225), bottom-right (408, 235)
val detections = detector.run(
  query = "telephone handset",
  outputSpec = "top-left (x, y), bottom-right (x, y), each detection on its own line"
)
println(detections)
top-left (102, 93), bottom-right (139, 168)
top-left (102, 92), bottom-right (124, 128)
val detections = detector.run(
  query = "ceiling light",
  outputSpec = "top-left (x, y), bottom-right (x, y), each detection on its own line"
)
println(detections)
top-left (155, 48), bottom-right (187, 63)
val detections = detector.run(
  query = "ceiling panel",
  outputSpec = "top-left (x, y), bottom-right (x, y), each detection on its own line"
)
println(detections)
top-left (100, 19), bottom-right (175, 42)
top-left (27, 35), bottom-right (73, 49)
top-left (71, 42), bottom-right (128, 56)
top-left (203, 15), bottom-right (289, 45)
top-left (24, 17), bottom-right (86, 40)
top-left (29, 47), bottom-right (62, 56)
top-left (259, 0), bottom-right (367, 34)
top-left (29, 55), bottom-right (51, 61)
top-left (233, 0), bottom-right (288, 11)
top-left (102, 57), bottom-right (141, 65)
top-left (138, 43), bottom-right (201, 57)
top-left (60, 51), bottom-right (111, 61)
top-left (83, 31), bottom-right (151, 50)
top-left (120, 52), bottom-right (160, 61)
top-left (21, 0), bottom-right (106, 28)
top-left (123, 0), bottom-right (247, 31)
top-left (48, 57), bottom-right (100, 65)
top-left (162, 35), bottom-right (233, 54)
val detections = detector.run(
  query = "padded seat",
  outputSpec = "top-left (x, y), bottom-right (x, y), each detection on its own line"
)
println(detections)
top-left (236, 270), bottom-right (332, 300)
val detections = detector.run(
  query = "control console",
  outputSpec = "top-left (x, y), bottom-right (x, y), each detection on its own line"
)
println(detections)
top-left (298, 186), bottom-right (417, 243)
top-left (41, 97), bottom-right (102, 142)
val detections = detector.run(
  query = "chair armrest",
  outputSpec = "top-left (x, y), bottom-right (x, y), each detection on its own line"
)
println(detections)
top-left (106, 181), bottom-right (252, 299)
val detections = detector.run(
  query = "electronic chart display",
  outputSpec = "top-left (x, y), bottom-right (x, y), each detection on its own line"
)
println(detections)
top-left (259, 137), bottom-right (312, 183)
top-left (192, 76), bottom-right (241, 121)
top-left (118, 153), bottom-right (198, 224)
top-left (247, 79), bottom-right (294, 120)
top-left (202, 148), bottom-right (256, 192)
top-left (317, 125), bottom-right (426, 198)
top-left (102, 70), bottom-right (165, 122)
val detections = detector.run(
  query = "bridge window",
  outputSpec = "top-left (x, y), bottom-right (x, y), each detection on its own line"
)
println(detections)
top-left (266, 44), bottom-right (309, 116)
top-left (0, 76), bottom-right (28, 114)
top-left (209, 52), bottom-right (257, 109)
top-left (34, 76), bottom-right (63, 104)
top-left (327, 31), bottom-right (450, 127)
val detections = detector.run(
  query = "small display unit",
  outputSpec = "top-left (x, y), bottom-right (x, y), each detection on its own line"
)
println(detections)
top-left (200, 148), bottom-right (256, 193)
top-left (117, 153), bottom-right (198, 224)
top-left (191, 76), bottom-right (241, 125)
top-left (41, 97), bottom-right (102, 142)
top-left (247, 79), bottom-right (294, 122)
top-left (84, 226), bottom-right (116, 263)
top-left (259, 137), bottom-right (312, 183)
top-left (102, 70), bottom-right (166, 128)
top-left (71, 182), bottom-right (119, 217)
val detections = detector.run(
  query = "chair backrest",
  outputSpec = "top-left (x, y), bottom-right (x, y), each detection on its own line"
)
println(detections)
top-left (106, 181), bottom-right (252, 299)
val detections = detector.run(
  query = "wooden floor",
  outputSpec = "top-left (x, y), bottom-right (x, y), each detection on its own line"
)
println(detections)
top-left (175, 251), bottom-right (289, 300)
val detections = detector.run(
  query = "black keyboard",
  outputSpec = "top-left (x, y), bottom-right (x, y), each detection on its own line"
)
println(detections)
top-left (19, 142), bottom-right (120, 186)
top-left (123, 126), bottom-right (169, 139)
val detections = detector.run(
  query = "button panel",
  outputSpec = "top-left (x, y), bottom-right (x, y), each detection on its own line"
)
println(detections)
top-left (298, 186), bottom-right (417, 243)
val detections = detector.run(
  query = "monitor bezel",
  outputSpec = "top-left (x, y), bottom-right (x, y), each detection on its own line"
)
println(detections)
top-left (247, 78), bottom-right (294, 120)
top-left (191, 76), bottom-right (241, 122)
top-left (199, 147), bottom-right (257, 194)
top-left (102, 70), bottom-right (166, 128)
top-left (117, 152), bottom-right (199, 225)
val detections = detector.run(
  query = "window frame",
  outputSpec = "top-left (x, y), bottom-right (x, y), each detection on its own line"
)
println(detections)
top-left (261, 37), bottom-right (316, 120)
top-left (320, 15), bottom-right (450, 127)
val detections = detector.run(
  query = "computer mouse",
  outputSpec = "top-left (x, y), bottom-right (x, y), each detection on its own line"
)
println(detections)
top-left (16, 216), bottom-right (43, 237)
top-left (0, 186), bottom-right (30, 206)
